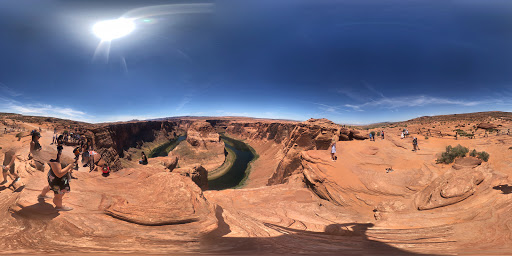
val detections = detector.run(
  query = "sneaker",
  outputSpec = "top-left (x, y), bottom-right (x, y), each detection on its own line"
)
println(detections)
top-left (56, 206), bottom-right (73, 211)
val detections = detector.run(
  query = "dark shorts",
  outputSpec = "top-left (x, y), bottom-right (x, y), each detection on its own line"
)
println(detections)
top-left (47, 169), bottom-right (70, 194)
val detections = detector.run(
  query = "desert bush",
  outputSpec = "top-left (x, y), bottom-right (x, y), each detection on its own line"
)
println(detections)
top-left (469, 149), bottom-right (477, 157)
top-left (424, 136), bottom-right (429, 140)
top-left (377, 131), bottom-right (381, 136)
top-left (477, 151), bottom-right (490, 162)
top-left (436, 144), bottom-right (469, 164)
top-left (509, 146), bottom-right (512, 150)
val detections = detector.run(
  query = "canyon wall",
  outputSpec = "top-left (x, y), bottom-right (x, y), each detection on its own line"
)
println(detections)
top-left (224, 118), bottom-right (368, 185)
top-left (89, 120), bottom-right (191, 171)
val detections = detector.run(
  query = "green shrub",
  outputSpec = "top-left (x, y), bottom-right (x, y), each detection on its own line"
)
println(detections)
top-left (469, 149), bottom-right (477, 157)
top-left (477, 151), bottom-right (490, 162)
top-left (15, 132), bottom-right (23, 138)
top-left (509, 147), bottom-right (512, 150)
top-left (424, 136), bottom-right (429, 140)
top-left (436, 144), bottom-right (469, 164)
top-left (377, 132), bottom-right (381, 137)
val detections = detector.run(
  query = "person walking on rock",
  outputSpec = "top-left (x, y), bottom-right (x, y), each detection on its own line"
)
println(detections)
top-left (381, 130), bottom-right (384, 139)
top-left (412, 137), bottom-right (420, 152)
top-left (330, 141), bottom-right (337, 161)
top-left (38, 152), bottom-right (78, 211)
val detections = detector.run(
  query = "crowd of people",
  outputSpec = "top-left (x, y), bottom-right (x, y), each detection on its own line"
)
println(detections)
top-left (0, 126), bottom-right (112, 211)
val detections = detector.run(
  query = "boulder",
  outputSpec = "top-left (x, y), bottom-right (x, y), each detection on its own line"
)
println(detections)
top-left (416, 169), bottom-right (485, 210)
top-left (452, 157), bottom-right (482, 170)
top-left (103, 172), bottom-right (211, 225)
top-left (172, 165), bottom-right (208, 190)
top-left (477, 123), bottom-right (497, 130)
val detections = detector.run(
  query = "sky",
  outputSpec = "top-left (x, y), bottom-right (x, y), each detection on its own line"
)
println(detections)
top-left (1, 0), bottom-right (512, 124)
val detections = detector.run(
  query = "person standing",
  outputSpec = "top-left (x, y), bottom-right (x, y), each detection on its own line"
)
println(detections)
top-left (330, 141), bottom-right (337, 161)
top-left (381, 130), bottom-right (384, 139)
top-left (38, 153), bottom-right (77, 211)
top-left (412, 137), bottom-right (420, 152)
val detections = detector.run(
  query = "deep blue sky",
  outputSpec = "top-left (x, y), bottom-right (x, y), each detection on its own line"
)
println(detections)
top-left (1, 0), bottom-right (512, 124)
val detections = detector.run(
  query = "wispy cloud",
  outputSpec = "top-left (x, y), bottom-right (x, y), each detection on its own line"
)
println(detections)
top-left (215, 110), bottom-right (249, 116)
top-left (0, 97), bottom-right (91, 121)
top-left (313, 103), bottom-right (344, 114)
top-left (345, 95), bottom-right (488, 111)
top-left (0, 83), bottom-right (22, 97)
top-left (176, 96), bottom-right (191, 111)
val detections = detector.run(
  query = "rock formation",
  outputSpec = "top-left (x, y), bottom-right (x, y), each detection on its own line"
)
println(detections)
top-left (169, 121), bottom-right (225, 172)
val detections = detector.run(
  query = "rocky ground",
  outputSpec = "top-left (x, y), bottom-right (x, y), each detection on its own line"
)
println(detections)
top-left (0, 112), bottom-right (511, 255)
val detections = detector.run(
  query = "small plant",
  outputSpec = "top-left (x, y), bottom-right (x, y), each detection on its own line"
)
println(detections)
top-left (509, 147), bottom-right (512, 150)
top-left (469, 149), bottom-right (477, 157)
top-left (424, 136), bottom-right (429, 140)
top-left (477, 151), bottom-right (490, 162)
top-left (436, 144), bottom-right (469, 164)
top-left (377, 131), bottom-right (381, 137)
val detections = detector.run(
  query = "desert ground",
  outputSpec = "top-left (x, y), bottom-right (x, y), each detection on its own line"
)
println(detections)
top-left (0, 112), bottom-right (511, 255)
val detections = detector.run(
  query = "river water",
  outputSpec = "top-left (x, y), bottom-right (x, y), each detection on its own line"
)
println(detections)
top-left (208, 135), bottom-right (255, 190)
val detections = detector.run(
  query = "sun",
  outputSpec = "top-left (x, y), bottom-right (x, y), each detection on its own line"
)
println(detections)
top-left (92, 18), bottom-right (135, 41)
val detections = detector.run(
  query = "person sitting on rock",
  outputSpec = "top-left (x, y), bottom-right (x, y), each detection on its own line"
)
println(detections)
top-left (139, 152), bottom-right (148, 165)
top-left (101, 163), bottom-right (110, 177)
top-left (330, 141), bottom-right (337, 161)
top-left (38, 153), bottom-right (78, 211)
top-left (1, 151), bottom-right (22, 186)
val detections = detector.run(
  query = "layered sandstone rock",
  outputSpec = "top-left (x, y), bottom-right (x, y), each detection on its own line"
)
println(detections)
top-left (477, 122), bottom-right (497, 130)
top-left (170, 121), bottom-right (225, 172)
top-left (172, 164), bottom-right (208, 190)
top-left (415, 168), bottom-right (485, 210)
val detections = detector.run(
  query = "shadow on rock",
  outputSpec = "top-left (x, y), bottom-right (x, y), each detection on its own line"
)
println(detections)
top-left (493, 184), bottom-right (512, 194)
top-left (11, 199), bottom-right (60, 220)
top-left (201, 222), bottom-right (436, 255)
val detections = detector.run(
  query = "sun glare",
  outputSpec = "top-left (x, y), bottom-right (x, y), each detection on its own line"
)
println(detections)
top-left (92, 18), bottom-right (135, 41)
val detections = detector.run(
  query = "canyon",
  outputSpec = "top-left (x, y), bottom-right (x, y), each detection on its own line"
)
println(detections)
top-left (1, 112), bottom-right (512, 255)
